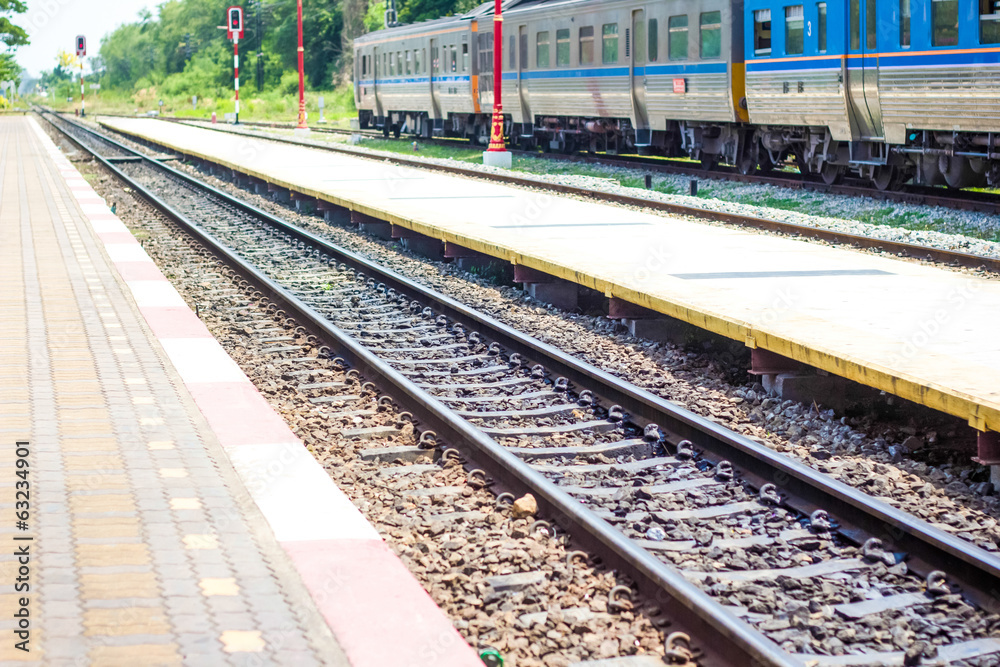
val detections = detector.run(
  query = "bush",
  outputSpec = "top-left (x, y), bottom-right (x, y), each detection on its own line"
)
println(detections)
top-left (278, 70), bottom-right (301, 97)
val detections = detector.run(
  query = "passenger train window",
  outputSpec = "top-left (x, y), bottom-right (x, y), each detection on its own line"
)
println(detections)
top-left (416, 50), bottom-right (422, 73)
top-left (932, 0), bottom-right (959, 45)
top-left (520, 33), bottom-right (528, 69)
top-left (981, 0), bottom-right (1000, 43)
top-left (866, 0), bottom-right (877, 49)
top-left (700, 11), bottom-right (722, 58)
top-left (669, 15), bottom-right (688, 60)
top-left (405, 51), bottom-right (412, 75)
top-left (389, 53), bottom-right (395, 76)
top-left (451, 47), bottom-right (458, 72)
top-left (556, 29), bottom-right (571, 65)
top-left (900, 0), bottom-right (911, 46)
top-left (754, 9), bottom-right (771, 54)
top-left (849, 0), bottom-right (860, 49)
top-left (648, 19), bottom-right (659, 61)
top-left (602, 24), bottom-right (619, 63)
top-left (462, 43), bottom-right (469, 71)
top-left (432, 46), bottom-right (439, 73)
top-left (580, 26), bottom-right (595, 64)
top-left (509, 36), bottom-right (516, 68)
top-left (817, 3), bottom-right (827, 51)
top-left (785, 6), bottom-right (804, 55)
top-left (537, 31), bottom-right (550, 68)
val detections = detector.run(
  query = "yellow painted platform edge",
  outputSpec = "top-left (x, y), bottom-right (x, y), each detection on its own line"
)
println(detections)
top-left (100, 119), bottom-right (1000, 433)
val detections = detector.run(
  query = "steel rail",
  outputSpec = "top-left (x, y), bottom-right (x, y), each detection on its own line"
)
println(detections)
top-left (39, 107), bottom-right (798, 667)
top-left (43, 109), bottom-right (1000, 665)
top-left (47, 107), bottom-right (1000, 596)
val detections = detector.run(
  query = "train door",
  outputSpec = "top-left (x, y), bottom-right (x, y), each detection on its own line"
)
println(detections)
top-left (517, 24), bottom-right (531, 130)
top-left (630, 9), bottom-right (651, 145)
top-left (373, 47), bottom-right (384, 120)
top-left (846, 0), bottom-right (883, 139)
top-left (429, 38), bottom-right (442, 124)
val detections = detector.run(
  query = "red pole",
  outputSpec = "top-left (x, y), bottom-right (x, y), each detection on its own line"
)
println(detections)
top-left (80, 61), bottom-right (86, 117)
top-left (234, 37), bottom-right (240, 123)
top-left (296, 0), bottom-right (307, 129)
top-left (486, 0), bottom-right (504, 151)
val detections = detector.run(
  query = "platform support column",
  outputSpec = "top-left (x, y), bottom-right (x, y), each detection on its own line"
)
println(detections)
top-left (973, 431), bottom-right (1000, 486)
top-left (514, 265), bottom-right (578, 311)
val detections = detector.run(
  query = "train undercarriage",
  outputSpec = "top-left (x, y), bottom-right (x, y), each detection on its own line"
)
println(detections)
top-left (360, 108), bottom-right (1000, 190)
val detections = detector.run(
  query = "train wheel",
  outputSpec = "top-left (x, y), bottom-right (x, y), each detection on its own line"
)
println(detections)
top-left (757, 151), bottom-right (776, 175)
top-left (392, 124), bottom-right (401, 139)
top-left (872, 165), bottom-right (901, 191)
top-left (700, 156), bottom-right (719, 171)
top-left (382, 124), bottom-right (390, 139)
top-left (736, 152), bottom-right (757, 175)
top-left (820, 163), bottom-right (844, 185)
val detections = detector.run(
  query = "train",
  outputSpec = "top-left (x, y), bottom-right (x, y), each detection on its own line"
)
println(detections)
top-left (353, 0), bottom-right (1000, 190)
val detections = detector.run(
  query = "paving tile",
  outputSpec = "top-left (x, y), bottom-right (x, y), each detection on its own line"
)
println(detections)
top-left (11, 125), bottom-right (329, 666)
top-left (219, 630), bottom-right (265, 653)
top-left (83, 606), bottom-right (171, 636)
top-left (88, 642), bottom-right (182, 666)
top-left (80, 572), bottom-right (159, 599)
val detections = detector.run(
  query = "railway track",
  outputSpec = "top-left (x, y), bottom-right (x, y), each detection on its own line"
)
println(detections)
top-left (85, 110), bottom-right (1000, 275)
top-left (130, 112), bottom-right (1000, 216)
top-left (43, 110), bottom-right (1000, 666)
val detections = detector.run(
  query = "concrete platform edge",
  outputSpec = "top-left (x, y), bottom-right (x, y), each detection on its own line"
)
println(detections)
top-left (97, 117), bottom-right (1000, 434)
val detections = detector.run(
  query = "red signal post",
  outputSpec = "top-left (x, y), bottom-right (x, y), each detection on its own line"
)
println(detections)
top-left (227, 6), bottom-right (244, 124)
top-left (76, 35), bottom-right (86, 117)
top-left (483, 0), bottom-right (511, 167)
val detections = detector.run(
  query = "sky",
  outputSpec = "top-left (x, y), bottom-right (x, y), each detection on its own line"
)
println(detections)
top-left (18, 0), bottom-right (162, 77)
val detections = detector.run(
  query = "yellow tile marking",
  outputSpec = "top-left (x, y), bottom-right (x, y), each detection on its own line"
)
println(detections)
top-left (61, 438), bottom-right (118, 453)
top-left (58, 407), bottom-right (110, 421)
top-left (83, 607), bottom-right (170, 636)
top-left (183, 534), bottom-right (219, 550)
top-left (199, 578), bottom-right (240, 596)
top-left (76, 543), bottom-right (151, 568)
top-left (169, 498), bottom-right (200, 510)
top-left (80, 571), bottom-right (159, 599)
top-left (141, 417), bottom-right (165, 426)
top-left (69, 494), bottom-right (136, 514)
top-left (67, 474), bottom-right (130, 492)
top-left (220, 630), bottom-right (266, 653)
top-left (158, 468), bottom-right (187, 478)
top-left (132, 397), bottom-right (154, 405)
top-left (124, 378), bottom-right (147, 385)
top-left (63, 454), bottom-right (123, 472)
top-left (88, 643), bottom-right (181, 666)
top-left (73, 517), bottom-right (141, 539)
top-left (148, 441), bottom-right (174, 450)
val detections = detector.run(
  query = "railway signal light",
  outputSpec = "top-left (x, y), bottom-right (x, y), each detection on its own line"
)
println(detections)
top-left (226, 7), bottom-right (244, 124)
top-left (227, 6), bottom-right (244, 40)
top-left (75, 35), bottom-right (86, 57)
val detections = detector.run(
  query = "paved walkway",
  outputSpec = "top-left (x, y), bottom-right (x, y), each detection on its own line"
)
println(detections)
top-left (100, 116), bottom-right (1000, 434)
top-left (0, 116), bottom-right (345, 665)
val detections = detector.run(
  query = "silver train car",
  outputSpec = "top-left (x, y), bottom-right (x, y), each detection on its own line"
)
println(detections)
top-left (355, 0), bottom-right (1000, 189)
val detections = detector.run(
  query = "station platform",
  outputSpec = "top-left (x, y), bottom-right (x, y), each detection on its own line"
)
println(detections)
top-left (99, 117), bottom-right (1000, 444)
top-left (2, 115), bottom-right (479, 665)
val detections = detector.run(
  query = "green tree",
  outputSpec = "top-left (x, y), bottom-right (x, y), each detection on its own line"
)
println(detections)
top-left (0, 0), bottom-right (28, 49)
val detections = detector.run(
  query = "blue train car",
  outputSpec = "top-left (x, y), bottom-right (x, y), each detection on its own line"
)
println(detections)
top-left (355, 0), bottom-right (1000, 188)
top-left (743, 0), bottom-right (1000, 187)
